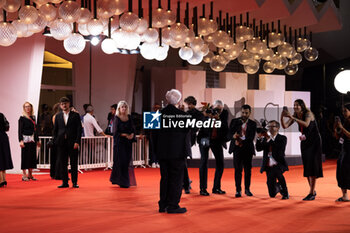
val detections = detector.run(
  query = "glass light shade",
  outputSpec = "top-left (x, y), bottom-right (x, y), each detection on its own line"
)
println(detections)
top-left (59, 0), bottom-right (81, 23)
top-left (236, 26), bottom-right (248, 43)
top-left (114, 0), bottom-right (126, 15)
top-left (0, 22), bottom-right (17, 46)
top-left (101, 38), bottom-right (117, 54)
top-left (201, 43), bottom-right (209, 56)
top-left (12, 20), bottom-right (28, 38)
top-left (30, 13), bottom-right (48, 33)
top-left (152, 8), bottom-right (167, 28)
top-left (97, 0), bottom-right (118, 19)
top-left (78, 23), bottom-right (90, 36)
top-left (284, 62), bottom-right (298, 75)
top-left (212, 30), bottom-right (227, 48)
top-left (187, 51), bottom-right (203, 65)
top-left (190, 36), bottom-right (204, 53)
top-left (263, 61), bottom-right (274, 73)
top-left (277, 42), bottom-right (294, 58)
top-left (334, 70), bottom-right (350, 94)
top-left (246, 37), bottom-right (263, 54)
top-left (50, 19), bottom-right (72, 40)
top-left (170, 22), bottom-right (187, 42)
top-left (102, 17), bottom-right (119, 35)
top-left (123, 31), bottom-right (141, 50)
top-left (165, 10), bottom-right (176, 26)
top-left (291, 53), bottom-right (302, 64)
top-left (63, 33), bottom-right (86, 54)
top-left (142, 27), bottom-right (158, 43)
top-left (184, 28), bottom-right (195, 43)
top-left (275, 56), bottom-right (288, 70)
top-left (140, 42), bottom-right (158, 60)
top-left (275, 33), bottom-right (285, 46)
top-left (119, 12), bottom-right (139, 32)
top-left (203, 51), bottom-right (214, 63)
top-left (77, 8), bottom-right (91, 24)
top-left (226, 43), bottom-right (243, 60)
top-left (39, 4), bottom-right (57, 22)
top-left (210, 55), bottom-right (226, 72)
top-left (245, 27), bottom-right (254, 41)
top-left (33, 0), bottom-right (49, 6)
top-left (161, 26), bottom-right (172, 44)
top-left (296, 38), bottom-right (310, 52)
top-left (155, 49), bottom-right (168, 61)
top-left (0, 0), bottom-right (6, 8)
top-left (270, 54), bottom-right (282, 68)
top-left (135, 18), bottom-right (148, 34)
top-left (19, 5), bottom-right (39, 24)
top-left (304, 47), bottom-right (318, 61)
top-left (112, 28), bottom-right (127, 48)
top-left (51, 0), bottom-right (63, 4)
top-left (223, 37), bottom-right (234, 50)
top-left (268, 32), bottom-right (279, 48)
top-left (169, 39), bottom-right (185, 49)
top-left (237, 50), bottom-right (254, 65)
top-left (253, 53), bottom-right (262, 60)
top-left (87, 18), bottom-right (104, 36)
top-left (179, 46), bottom-right (193, 60)
top-left (198, 17), bottom-right (210, 36)
top-left (204, 34), bottom-right (214, 43)
top-left (262, 48), bottom-right (274, 61)
top-left (244, 60), bottom-right (259, 74)
top-left (3, 0), bottom-right (21, 13)
top-left (207, 19), bottom-right (217, 34)
top-left (22, 24), bottom-right (34, 37)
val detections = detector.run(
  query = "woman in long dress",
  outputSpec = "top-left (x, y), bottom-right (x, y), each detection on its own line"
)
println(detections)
top-left (334, 103), bottom-right (350, 202)
top-left (110, 101), bottom-right (136, 188)
top-left (18, 102), bottom-right (41, 181)
top-left (0, 112), bottom-right (13, 187)
top-left (281, 99), bottom-right (323, 200)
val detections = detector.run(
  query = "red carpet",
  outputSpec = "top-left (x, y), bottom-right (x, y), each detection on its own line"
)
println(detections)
top-left (1, 160), bottom-right (350, 233)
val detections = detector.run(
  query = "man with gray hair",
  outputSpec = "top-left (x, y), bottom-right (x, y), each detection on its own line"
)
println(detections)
top-left (83, 105), bottom-right (107, 137)
top-left (156, 89), bottom-right (190, 214)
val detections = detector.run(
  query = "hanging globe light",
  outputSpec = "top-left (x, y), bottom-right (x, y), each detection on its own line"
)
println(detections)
top-left (63, 33), bottom-right (86, 54)
top-left (246, 37), bottom-right (263, 54)
top-left (97, 0), bottom-right (118, 19)
top-left (155, 49), bottom-right (168, 61)
top-left (51, 0), bottom-right (63, 4)
top-left (87, 18), bottom-right (104, 36)
top-left (204, 33), bottom-right (214, 43)
top-left (198, 17), bottom-right (210, 36)
top-left (119, 11), bottom-right (139, 32)
top-left (268, 32), bottom-right (279, 48)
top-left (39, 3), bottom-right (58, 22)
top-left (19, 5), bottom-right (39, 24)
top-left (210, 55), bottom-right (226, 72)
top-left (111, 28), bottom-right (127, 48)
top-left (101, 37), bottom-right (117, 54)
top-left (296, 38), bottom-right (311, 52)
top-left (169, 39), bottom-right (185, 49)
top-left (207, 19), bottom-right (217, 34)
top-left (22, 24), bottom-right (34, 37)
top-left (238, 49), bottom-right (254, 65)
top-left (152, 8), bottom-right (167, 28)
top-left (253, 53), bottom-right (262, 61)
top-left (33, 0), bottom-right (49, 6)
top-left (114, 0), bottom-right (126, 15)
top-left (275, 56), bottom-right (288, 70)
top-left (262, 48), bottom-right (274, 61)
top-left (142, 27), bottom-right (158, 43)
top-left (12, 20), bottom-right (28, 38)
top-left (304, 47), bottom-right (318, 61)
top-left (50, 19), bottom-right (72, 40)
top-left (179, 46), bottom-right (193, 60)
top-left (190, 36), bottom-right (204, 53)
top-left (0, 22), bottom-right (17, 46)
top-left (140, 42), bottom-right (157, 60)
top-left (236, 26), bottom-right (248, 43)
top-left (30, 13), bottom-right (48, 33)
top-left (78, 23), bottom-right (90, 36)
top-left (59, 0), bottom-right (81, 23)
top-left (123, 31), bottom-right (141, 50)
top-left (187, 51), bottom-right (203, 65)
top-left (212, 30), bottom-right (228, 48)
top-left (161, 26), bottom-right (172, 44)
top-left (135, 18), bottom-right (148, 34)
top-left (3, 0), bottom-right (21, 13)
top-left (291, 53), bottom-right (302, 64)
top-left (184, 28), bottom-right (195, 43)
top-left (284, 62), bottom-right (298, 75)
top-left (275, 33), bottom-right (285, 46)
top-left (263, 61), bottom-right (274, 73)
top-left (203, 51), bottom-right (214, 63)
top-left (270, 54), bottom-right (282, 68)
top-left (169, 22), bottom-right (187, 42)
top-left (226, 43), bottom-right (243, 60)
top-left (77, 8), bottom-right (92, 24)
top-left (244, 60), bottom-right (259, 74)
top-left (334, 70), bottom-right (350, 94)
top-left (245, 27), bottom-right (254, 41)
top-left (102, 17), bottom-right (119, 35)
top-left (165, 10), bottom-right (176, 26)
top-left (277, 42), bottom-right (294, 58)
top-left (201, 43), bottom-right (209, 56)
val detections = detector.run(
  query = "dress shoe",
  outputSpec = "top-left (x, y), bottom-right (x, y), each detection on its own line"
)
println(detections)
top-left (28, 176), bottom-right (37, 181)
top-left (184, 188), bottom-right (190, 194)
top-left (0, 182), bottom-right (5, 188)
top-left (167, 207), bottom-right (187, 214)
top-left (235, 191), bottom-right (242, 197)
top-left (303, 192), bottom-right (316, 201)
top-left (73, 183), bottom-right (79, 188)
top-left (245, 189), bottom-right (253, 196)
top-left (159, 207), bottom-right (167, 213)
top-left (58, 183), bottom-right (69, 188)
top-left (200, 189), bottom-right (210, 196)
top-left (212, 189), bottom-right (226, 194)
top-left (282, 195), bottom-right (289, 200)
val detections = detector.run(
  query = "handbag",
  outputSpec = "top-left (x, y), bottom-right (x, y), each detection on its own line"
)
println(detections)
top-left (23, 134), bottom-right (35, 143)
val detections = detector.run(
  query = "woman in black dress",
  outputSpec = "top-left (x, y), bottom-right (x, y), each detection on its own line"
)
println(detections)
top-left (334, 103), bottom-right (350, 202)
top-left (110, 101), bottom-right (136, 188)
top-left (0, 112), bottom-right (13, 187)
top-left (18, 102), bottom-right (41, 181)
top-left (281, 99), bottom-right (323, 200)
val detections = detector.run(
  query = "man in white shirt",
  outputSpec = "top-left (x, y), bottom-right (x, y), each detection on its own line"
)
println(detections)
top-left (83, 106), bottom-right (107, 137)
top-left (256, 120), bottom-right (289, 199)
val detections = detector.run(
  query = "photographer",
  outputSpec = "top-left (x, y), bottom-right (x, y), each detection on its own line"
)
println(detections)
top-left (228, 104), bottom-right (257, 197)
top-left (197, 100), bottom-right (228, 196)
top-left (256, 120), bottom-right (289, 199)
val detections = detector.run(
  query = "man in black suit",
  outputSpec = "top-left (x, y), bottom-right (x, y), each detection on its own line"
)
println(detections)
top-left (197, 100), bottom-right (229, 196)
top-left (156, 89), bottom-right (190, 214)
top-left (53, 97), bottom-right (82, 188)
top-left (256, 120), bottom-right (289, 199)
top-left (228, 104), bottom-right (256, 197)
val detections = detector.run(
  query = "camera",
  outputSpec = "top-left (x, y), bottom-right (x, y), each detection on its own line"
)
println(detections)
top-left (205, 107), bottom-right (220, 116)
top-left (256, 119), bottom-right (268, 134)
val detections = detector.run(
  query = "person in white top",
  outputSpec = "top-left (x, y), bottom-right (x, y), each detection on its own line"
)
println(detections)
top-left (83, 106), bottom-right (107, 137)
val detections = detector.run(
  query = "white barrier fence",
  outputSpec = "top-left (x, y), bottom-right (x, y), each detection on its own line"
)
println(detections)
top-left (37, 135), bottom-right (149, 170)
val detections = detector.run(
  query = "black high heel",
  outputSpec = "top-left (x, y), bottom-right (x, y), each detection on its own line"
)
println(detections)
top-left (0, 181), bottom-right (6, 187)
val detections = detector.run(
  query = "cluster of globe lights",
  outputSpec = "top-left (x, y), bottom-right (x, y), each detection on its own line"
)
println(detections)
top-left (0, 0), bottom-right (319, 75)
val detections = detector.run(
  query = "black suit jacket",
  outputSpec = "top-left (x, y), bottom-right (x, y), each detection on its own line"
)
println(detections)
top-left (256, 134), bottom-right (288, 173)
top-left (53, 111), bottom-right (82, 148)
top-left (228, 118), bottom-right (257, 155)
top-left (156, 104), bottom-right (191, 160)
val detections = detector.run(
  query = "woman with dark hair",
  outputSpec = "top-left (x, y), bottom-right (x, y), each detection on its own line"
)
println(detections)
top-left (110, 101), bottom-right (136, 188)
top-left (281, 99), bottom-right (323, 200)
top-left (334, 104), bottom-right (350, 202)
top-left (18, 102), bottom-right (41, 181)
top-left (0, 112), bottom-right (13, 187)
